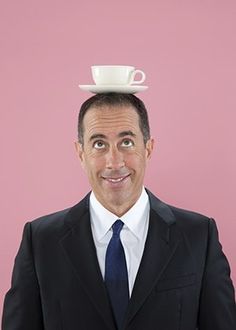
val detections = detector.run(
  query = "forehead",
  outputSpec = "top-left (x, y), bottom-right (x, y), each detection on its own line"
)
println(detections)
top-left (83, 105), bottom-right (141, 137)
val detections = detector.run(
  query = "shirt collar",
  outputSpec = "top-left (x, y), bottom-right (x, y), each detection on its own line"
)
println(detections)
top-left (89, 187), bottom-right (150, 241)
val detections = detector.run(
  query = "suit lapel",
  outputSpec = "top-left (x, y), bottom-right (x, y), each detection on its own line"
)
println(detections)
top-left (60, 194), bottom-right (116, 330)
top-left (125, 191), bottom-right (181, 327)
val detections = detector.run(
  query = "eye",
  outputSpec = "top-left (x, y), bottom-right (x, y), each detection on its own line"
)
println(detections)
top-left (121, 139), bottom-right (134, 148)
top-left (93, 140), bottom-right (106, 149)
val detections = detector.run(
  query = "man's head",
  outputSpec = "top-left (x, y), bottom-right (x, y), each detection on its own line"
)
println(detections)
top-left (78, 93), bottom-right (151, 145)
top-left (75, 93), bottom-right (154, 216)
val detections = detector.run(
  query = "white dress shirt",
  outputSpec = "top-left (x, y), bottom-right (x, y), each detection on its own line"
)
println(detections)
top-left (89, 187), bottom-right (150, 296)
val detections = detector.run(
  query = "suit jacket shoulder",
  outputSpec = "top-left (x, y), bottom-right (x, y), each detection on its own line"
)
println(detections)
top-left (28, 193), bottom-right (91, 239)
top-left (147, 188), bottom-right (211, 227)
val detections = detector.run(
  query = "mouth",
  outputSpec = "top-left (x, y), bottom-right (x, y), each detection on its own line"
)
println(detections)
top-left (102, 174), bottom-right (131, 185)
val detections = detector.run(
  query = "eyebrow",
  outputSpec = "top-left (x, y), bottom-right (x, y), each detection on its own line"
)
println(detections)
top-left (118, 130), bottom-right (136, 138)
top-left (89, 134), bottom-right (106, 142)
top-left (89, 130), bottom-right (136, 142)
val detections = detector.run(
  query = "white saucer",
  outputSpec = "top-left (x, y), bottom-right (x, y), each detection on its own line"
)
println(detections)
top-left (79, 84), bottom-right (148, 94)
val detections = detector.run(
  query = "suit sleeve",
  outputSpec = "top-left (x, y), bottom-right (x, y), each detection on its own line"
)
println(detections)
top-left (2, 222), bottom-right (44, 330)
top-left (198, 218), bottom-right (236, 329)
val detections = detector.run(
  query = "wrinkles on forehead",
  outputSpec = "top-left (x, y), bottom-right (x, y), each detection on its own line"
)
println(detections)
top-left (83, 106), bottom-right (141, 142)
top-left (89, 131), bottom-right (136, 142)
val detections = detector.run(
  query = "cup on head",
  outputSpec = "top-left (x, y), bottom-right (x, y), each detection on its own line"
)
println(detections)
top-left (91, 65), bottom-right (146, 85)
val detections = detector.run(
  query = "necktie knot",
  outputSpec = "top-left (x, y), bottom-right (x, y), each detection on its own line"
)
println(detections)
top-left (112, 220), bottom-right (124, 236)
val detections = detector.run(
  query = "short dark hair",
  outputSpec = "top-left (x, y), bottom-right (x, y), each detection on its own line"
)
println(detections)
top-left (78, 93), bottom-right (150, 144)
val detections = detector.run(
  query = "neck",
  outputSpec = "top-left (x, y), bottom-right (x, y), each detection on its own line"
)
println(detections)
top-left (93, 189), bottom-right (143, 217)
top-left (103, 202), bottom-right (136, 218)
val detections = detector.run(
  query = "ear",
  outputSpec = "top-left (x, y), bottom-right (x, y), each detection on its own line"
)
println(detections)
top-left (74, 141), bottom-right (85, 168)
top-left (145, 138), bottom-right (154, 160)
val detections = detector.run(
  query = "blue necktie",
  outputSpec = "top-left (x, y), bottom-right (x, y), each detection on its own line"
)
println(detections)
top-left (105, 220), bottom-right (129, 330)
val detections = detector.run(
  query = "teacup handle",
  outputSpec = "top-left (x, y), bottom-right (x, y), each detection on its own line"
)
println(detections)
top-left (130, 69), bottom-right (146, 85)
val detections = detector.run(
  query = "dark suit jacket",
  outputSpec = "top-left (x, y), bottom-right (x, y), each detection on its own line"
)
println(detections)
top-left (2, 190), bottom-right (236, 330)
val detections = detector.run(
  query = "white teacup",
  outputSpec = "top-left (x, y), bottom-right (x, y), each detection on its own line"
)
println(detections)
top-left (91, 65), bottom-right (146, 85)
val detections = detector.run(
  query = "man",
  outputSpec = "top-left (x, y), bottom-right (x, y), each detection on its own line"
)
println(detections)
top-left (2, 93), bottom-right (236, 329)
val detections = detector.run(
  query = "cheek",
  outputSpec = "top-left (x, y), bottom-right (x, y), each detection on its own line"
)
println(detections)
top-left (125, 150), bottom-right (147, 167)
top-left (83, 155), bottom-right (105, 176)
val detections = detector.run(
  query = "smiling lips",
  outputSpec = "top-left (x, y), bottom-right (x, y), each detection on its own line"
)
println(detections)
top-left (102, 174), bottom-right (131, 184)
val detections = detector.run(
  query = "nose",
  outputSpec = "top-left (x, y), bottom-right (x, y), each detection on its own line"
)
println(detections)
top-left (105, 147), bottom-right (125, 170)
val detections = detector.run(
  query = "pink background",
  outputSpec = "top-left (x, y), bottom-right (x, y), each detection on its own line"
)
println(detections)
top-left (1, 0), bottom-right (236, 317)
